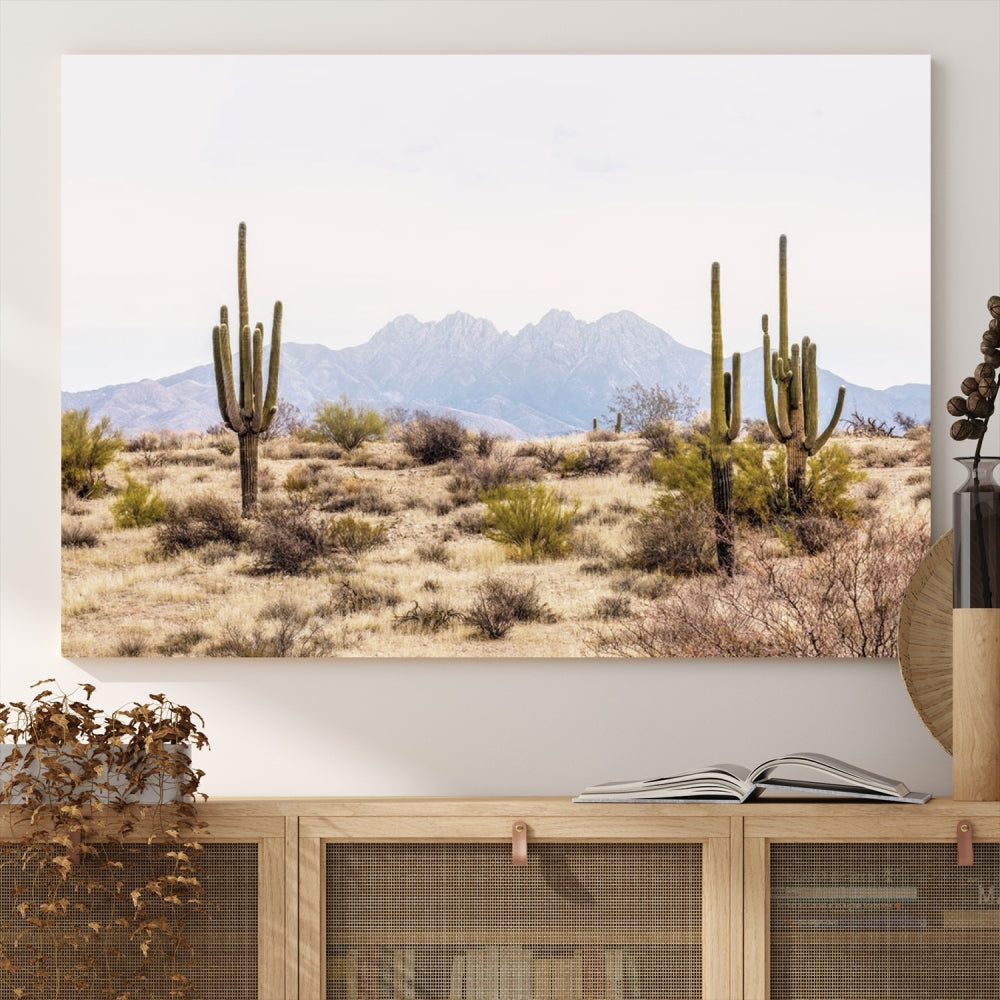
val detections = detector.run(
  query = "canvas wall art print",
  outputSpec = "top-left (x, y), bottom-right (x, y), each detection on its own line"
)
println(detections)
top-left (60, 55), bottom-right (930, 659)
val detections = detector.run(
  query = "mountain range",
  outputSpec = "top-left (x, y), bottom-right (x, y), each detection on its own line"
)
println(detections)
top-left (62, 309), bottom-right (930, 439)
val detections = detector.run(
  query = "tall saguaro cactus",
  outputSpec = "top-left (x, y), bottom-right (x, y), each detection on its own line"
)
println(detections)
top-left (709, 261), bottom-right (742, 577)
top-left (212, 222), bottom-right (282, 518)
top-left (761, 235), bottom-right (845, 513)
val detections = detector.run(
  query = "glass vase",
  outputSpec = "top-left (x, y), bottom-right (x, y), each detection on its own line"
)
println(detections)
top-left (953, 456), bottom-right (1000, 608)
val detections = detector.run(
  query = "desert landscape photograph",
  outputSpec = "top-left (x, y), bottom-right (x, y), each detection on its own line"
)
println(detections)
top-left (60, 55), bottom-right (931, 658)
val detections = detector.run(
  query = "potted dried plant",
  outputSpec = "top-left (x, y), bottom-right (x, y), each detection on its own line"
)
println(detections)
top-left (0, 680), bottom-right (210, 998)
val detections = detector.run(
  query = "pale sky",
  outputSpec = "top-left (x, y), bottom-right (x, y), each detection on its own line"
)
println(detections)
top-left (61, 55), bottom-right (930, 392)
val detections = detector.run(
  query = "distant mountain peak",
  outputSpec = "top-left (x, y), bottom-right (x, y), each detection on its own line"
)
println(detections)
top-left (62, 307), bottom-right (929, 438)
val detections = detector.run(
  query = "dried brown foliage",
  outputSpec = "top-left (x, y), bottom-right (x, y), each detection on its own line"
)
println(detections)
top-left (1, 682), bottom-right (209, 998)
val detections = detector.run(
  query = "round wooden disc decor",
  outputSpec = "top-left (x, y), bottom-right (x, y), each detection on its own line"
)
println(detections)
top-left (898, 530), bottom-right (954, 754)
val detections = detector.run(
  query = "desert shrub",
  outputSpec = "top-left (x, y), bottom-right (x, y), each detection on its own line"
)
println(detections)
top-left (393, 601), bottom-right (463, 632)
top-left (474, 431), bottom-right (504, 457)
top-left (327, 515), bottom-right (388, 555)
top-left (61, 408), bottom-right (125, 497)
top-left (461, 576), bottom-right (554, 639)
top-left (449, 452), bottom-right (527, 500)
top-left (249, 502), bottom-right (329, 574)
top-left (114, 627), bottom-right (150, 657)
top-left (307, 396), bottom-right (387, 450)
top-left (416, 541), bottom-right (450, 564)
top-left (639, 420), bottom-right (681, 455)
top-left (593, 594), bottom-right (632, 620)
top-left (452, 508), bottom-right (486, 535)
top-left (329, 577), bottom-right (402, 616)
top-left (626, 496), bottom-right (716, 575)
top-left (207, 600), bottom-right (335, 656)
top-left (806, 443), bottom-right (866, 520)
top-left (864, 479), bottom-right (888, 500)
top-left (156, 493), bottom-right (245, 555)
top-left (775, 515), bottom-right (851, 556)
top-left (743, 418), bottom-right (774, 445)
top-left (559, 445), bottom-right (621, 477)
top-left (481, 483), bottom-right (579, 561)
top-left (904, 424), bottom-right (932, 464)
top-left (648, 437), bottom-right (712, 503)
top-left (111, 476), bottom-right (169, 528)
top-left (399, 412), bottom-right (467, 464)
top-left (61, 520), bottom-right (100, 548)
top-left (586, 428), bottom-right (617, 442)
top-left (731, 440), bottom-right (786, 525)
top-left (516, 440), bottom-right (565, 472)
top-left (590, 514), bottom-right (928, 658)
top-left (261, 399), bottom-right (307, 441)
top-left (608, 381), bottom-right (697, 432)
top-left (156, 628), bottom-right (206, 656)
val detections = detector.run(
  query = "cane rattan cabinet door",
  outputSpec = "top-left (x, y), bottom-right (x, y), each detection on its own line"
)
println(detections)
top-left (299, 801), bottom-right (736, 1000)
top-left (744, 802), bottom-right (1000, 1000)
top-left (0, 806), bottom-right (288, 1000)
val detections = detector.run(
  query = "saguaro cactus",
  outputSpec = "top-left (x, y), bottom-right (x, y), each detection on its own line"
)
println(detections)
top-left (761, 235), bottom-right (845, 513)
top-left (709, 261), bottom-right (742, 576)
top-left (212, 222), bottom-right (282, 518)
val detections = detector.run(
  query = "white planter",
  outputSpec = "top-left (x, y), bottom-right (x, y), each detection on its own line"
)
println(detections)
top-left (0, 743), bottom-right (189, 805)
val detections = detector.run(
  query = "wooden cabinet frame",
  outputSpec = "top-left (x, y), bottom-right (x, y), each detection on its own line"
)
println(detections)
top-left (296, 799), bottom-right (739, 1000)
top-left (741, 799), bottom-right (1000, 1000)
top-left (8, 797), bottom-right (993, 999)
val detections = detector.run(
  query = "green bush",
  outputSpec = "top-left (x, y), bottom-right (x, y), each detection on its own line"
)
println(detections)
top-left (648, 437), bottom-right (712, 504)
top-left (111, 476), bottom-right (168, 528)
top-left (327, 515), bottom-right (388, 555)
top-left (807, 443), bottom-right (866, 520)
top-left (481, 483), bottom-right (579, 561)
top-left (61, 408), bottom-right (124, 497)
top-left (307, 396), bottom-right (387, 451)
top-left (731, 439), bottom-right (786, 525)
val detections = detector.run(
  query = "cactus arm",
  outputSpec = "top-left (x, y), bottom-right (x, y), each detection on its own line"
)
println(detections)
top-left (239, 324), bottom-right (253, 422)
top-left (727, 351), bottom-right (742, 442)
top-left (237, 221), bottom-right (249, 346)
top-left (810, 385), bottom-right (847, 452)
top-left (789, 342), bottom-right (802, 411)
top-left (260, 300), bottom-right (282, 432)
top-left (212, 322), bottom-right (244, 432)
top-left (803, 339), bottom-right (818, 444)
top-left (250, 323), bottom-right (265, 432)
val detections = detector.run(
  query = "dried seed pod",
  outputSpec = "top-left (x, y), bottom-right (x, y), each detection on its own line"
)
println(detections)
top-left (983, 329), bottom-right (999, 349)
top-left (951, 418), bottom-right (973, 440)
top-left (990, 317), bottom-right (998, 332)
top-left (948, 395), bottom-right (969, 416)
top-left (975, 362), bottom-right (996, 381)
top-left (982, 348), bottom-right (1000, 368)
top-left (962, 376), bottom-right (980, 395)
top-left (989, 295), bottom-right (1000, 318)
top-left (967, 418), bottom-right (987, 439)
top-left (967, 392), bottom-right (992, 418)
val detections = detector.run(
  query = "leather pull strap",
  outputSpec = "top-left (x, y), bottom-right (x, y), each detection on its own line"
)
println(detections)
top-left (512, 821), bottom-right (528, 867)
top-left (957, 821), bottom-right (974, 867)
top-left (68, 829), bottom-right (82, 866)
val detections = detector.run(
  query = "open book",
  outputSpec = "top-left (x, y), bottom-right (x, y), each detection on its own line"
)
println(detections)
top-left (573, 752), bottom-right (931, 804)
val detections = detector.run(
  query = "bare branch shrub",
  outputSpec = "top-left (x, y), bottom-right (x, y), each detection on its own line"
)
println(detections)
top-left (156, 493), bottom-right (245, 556)
top-left (590, 514), bottom-right (927, 658)
top-left (461, 576), bottom-right (555, 639)
top-left (207, 600), bottom-right (336, 656)
top-left (625, 497), bottom-right (716, 575)
top-left (399, 412), bottom-right (468, 464)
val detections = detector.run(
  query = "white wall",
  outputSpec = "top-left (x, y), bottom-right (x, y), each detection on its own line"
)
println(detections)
top-left (2, 0), bottom-right (997, 799)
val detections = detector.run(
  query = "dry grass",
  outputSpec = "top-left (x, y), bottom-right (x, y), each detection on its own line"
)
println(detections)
top-left (61, 431), bottom-right (930, 658)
